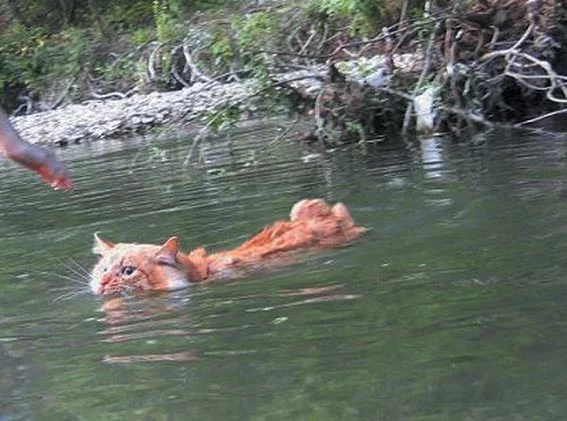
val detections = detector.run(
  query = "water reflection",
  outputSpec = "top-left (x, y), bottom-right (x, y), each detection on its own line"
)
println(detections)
top-left (245, 292), bottom-right (362, 313)
top-left (103, 349), bottom-right (200, 364)
top-left (418, 136), bottom-right (446, 179)
top-left (96, 282), bottom-right (361, 364)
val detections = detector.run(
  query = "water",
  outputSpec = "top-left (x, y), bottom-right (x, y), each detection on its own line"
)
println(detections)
top-left (1, 124), bottom-right (567, 420)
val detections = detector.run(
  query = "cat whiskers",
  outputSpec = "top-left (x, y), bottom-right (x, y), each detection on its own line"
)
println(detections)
top-left (46, 272), bottom-right (90, 301)
top-left (55, 258), bottom-right (91, 283)
top-left (52, 286), bottom-right (90, 302)
top-left (46, 270), bottom-right (90, 286)
top-left (46, 258), bottom-right (92, 301)
top-left (68, 257), bottom-right (91, 277)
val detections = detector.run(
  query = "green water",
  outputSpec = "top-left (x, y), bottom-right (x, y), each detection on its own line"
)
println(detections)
top-left (1, 125), bottom-right (567, 420)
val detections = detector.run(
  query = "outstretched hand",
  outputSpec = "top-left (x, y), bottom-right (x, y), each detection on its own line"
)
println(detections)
top-left (0, 107), bottom-right (73, 191)
top-left (22, 144), bottom-right (74, 191)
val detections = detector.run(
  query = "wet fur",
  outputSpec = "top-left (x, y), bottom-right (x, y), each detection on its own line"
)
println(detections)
top-left (90, 199), bottom-right (366, 296)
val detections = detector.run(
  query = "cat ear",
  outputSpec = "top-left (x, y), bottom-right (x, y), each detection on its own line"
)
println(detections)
top-left (93, 233), bottom-right (115, 255)
top-left (155, 236), bottom-right (180, 266)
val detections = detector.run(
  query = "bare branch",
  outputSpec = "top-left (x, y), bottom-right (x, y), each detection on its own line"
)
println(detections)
top-left (182, 41), bottom-right (214, 83)
top-left (170, 45), bottom-right (192, 88)
top-left (515, 108), bottom-right (567, 127)
top-left (481, 49), bottom-right (567, 103)
top-left (148, 42), bottom-right (164, 82)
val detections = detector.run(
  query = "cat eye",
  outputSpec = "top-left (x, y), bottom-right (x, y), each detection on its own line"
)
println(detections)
top-left (121, 266), bottom-right (136, 276)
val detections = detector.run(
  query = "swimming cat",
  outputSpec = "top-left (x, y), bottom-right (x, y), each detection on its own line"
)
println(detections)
top-left (90, 199), bottom-right (366, 296)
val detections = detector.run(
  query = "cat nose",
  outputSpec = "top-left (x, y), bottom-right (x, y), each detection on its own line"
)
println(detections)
top-left (99, 273), bottom-right (116, 294)
top-left (100, 273), bottom-right (112, 286)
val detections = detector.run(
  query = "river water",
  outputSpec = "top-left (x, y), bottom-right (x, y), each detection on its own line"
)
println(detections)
top-left (1, 124), bottom-right (566, 420)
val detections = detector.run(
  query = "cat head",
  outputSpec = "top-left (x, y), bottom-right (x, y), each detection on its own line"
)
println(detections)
top-left (90, 234), bottom-right (189, 296)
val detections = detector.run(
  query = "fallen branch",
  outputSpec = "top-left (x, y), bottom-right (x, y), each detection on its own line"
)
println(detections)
top-left (258, 116), bottom-right (301, 152)
top-left (13, 95), bottom-right (33, 115)
top-left (170, 45), bottom-right (192, 88)
top-left (482, 49), bottom-right (567, 103)
top-left (171, 64), bottom-right (192, 88)
top-left (148, 42), bottom-right (164, 82)
top-left (377, 87), bottom-right (414, 101)
top-left (182, 41), bottom-right (214, 83)
top-left (515, 108), bottom-right (567, 127)
top-left (183, 114), bottom-right (218, 167)
top-left (89, 86), bottom-right (139, 100)
top-left (298, 29), bottom-right (317, 55)
top-left (251, 33), bottom-right (387, 60)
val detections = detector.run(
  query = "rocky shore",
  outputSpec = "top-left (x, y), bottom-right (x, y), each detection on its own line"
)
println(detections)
top-left (11, 78), bottom-right (261, 146)
top-left (10, 54), bottom-right (416, 147)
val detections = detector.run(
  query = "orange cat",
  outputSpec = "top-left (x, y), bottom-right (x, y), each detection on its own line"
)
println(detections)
top-left (90, 199), bottom-right (366, 296)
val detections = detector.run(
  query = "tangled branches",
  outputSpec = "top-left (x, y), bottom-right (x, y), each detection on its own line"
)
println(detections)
top-left (439, 0), bottom-right (567, 131)
top-left (39, 0), bottom-right (567, 143)
top-left (302, 0), bottom-right (567, 140)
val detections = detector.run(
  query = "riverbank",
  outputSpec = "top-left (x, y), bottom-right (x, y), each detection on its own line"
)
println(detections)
top-left (11, 78), bottom-right (259, 146)
top-left (11, 53), bottom-right (416, 146)
top-left (7, 1), bottom-right (567, 148)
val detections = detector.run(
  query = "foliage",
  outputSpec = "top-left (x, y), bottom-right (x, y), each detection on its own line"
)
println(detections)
top-left (306, 0), bottom-right (384, 34)
top-left (2, 0), bottom-right (560, 141)
top-left (1, 0), bottom-right (154, 32)
top-left (152, 0), bottom-right (177, 42)
top-left (130, 28), bottom-right (153, 46)
top-left (206, 10), bottom-right (286, 80)
top-left (0, 24), bottom-right (41, 106)
top-left (204, 104), bottom-right (242, 133)
top-left (100, 2), bottom-right (154, 32)
top-left (0, 24), bottom-right (95, 109)
top-left (1, 0), bottom-right (415, 111)
top-left (209, 31), bottom-right (235, 71)
top-left (306, 0), bottom-right (426, 34)
top-left (236, 12), bottom-right (281, 80)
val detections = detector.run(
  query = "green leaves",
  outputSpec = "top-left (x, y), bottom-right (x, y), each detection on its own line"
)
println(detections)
top-left (153, 0), bottom-right (176, 42)
top-left (204, 105), bottom-right (242, 134)
top-left (0, 25), bottom-right (92, 108)
top-left (306, 0), bottom-right (386, 34)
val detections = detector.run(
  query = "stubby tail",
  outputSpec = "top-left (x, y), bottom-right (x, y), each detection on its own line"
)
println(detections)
top-left (213, 199), bottom-right (366, 265)
top-left (290, 199), bottom-right (367, 245)
top-left (290, 199), bottom-right (359, 228)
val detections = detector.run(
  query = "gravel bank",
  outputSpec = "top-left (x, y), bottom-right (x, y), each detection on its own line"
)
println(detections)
top-left (11, 79), bottom-right (259, 146)
top-left (11, 54), bottom-right (417, 146)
